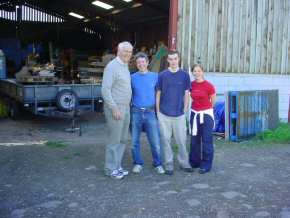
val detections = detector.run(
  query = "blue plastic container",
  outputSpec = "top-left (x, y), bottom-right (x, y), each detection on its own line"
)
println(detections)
top-left (0, 50), bottom-right (6, 79)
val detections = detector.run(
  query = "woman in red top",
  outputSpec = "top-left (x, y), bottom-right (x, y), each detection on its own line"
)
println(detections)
top-left (189, 64), bottom-right (216, 174)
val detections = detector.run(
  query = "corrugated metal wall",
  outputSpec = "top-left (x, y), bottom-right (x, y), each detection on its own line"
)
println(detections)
top-left (0, 3), bottom-right (64, 23)
top-left (177, 0), bottom-right (290, 75)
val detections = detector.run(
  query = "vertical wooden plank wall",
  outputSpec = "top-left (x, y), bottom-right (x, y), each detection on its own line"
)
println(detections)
top-left (178, 0), bottom-right (290, 74)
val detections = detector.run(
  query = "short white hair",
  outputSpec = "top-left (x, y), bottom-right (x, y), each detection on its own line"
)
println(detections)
top-left (118, 41), bottom-right (133, 51)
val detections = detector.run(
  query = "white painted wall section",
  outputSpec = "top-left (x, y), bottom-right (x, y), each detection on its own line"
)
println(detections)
top-left (205, 73), bottom-right (290, 121)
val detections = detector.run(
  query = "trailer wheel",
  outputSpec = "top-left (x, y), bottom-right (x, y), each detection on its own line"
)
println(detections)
top-left (56, 89), bottom-right (79, 112)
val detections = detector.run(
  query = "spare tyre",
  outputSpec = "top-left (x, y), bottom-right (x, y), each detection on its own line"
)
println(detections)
top-left (56, 89), bottom-right (79, 112)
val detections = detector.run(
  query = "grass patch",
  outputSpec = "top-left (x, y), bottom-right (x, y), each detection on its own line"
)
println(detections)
top-left (255, 123), bottom-right (290, 144)
top-left (63, 156), bottom-right (71, 160)
top-left (215, 123), bottom-right (290, 149)
top-left (172, 144), bottom-right (179, 153)
top-left (73, 152), bottom-right (81, 156)
top-left (46, 141), bottom-right (68, 148)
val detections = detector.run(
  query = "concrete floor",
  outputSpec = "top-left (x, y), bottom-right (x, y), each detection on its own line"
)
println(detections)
top-left (0, 113), bottom-right (290, 218)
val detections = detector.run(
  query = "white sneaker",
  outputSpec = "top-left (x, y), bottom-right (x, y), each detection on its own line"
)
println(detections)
top-left (110, 170), bottom-right (124, 179)
top-left (132, 165), bottom-right (143, 173)
top-left (155, 165), bottom-right (165, 174)
top-left (118, 167), bottom-right (129, 176)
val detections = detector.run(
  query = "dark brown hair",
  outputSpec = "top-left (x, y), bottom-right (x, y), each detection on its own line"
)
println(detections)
top-left (135, 52), bottom-right (149, 62)
top-left (191, 64), bottom-right (204, 72)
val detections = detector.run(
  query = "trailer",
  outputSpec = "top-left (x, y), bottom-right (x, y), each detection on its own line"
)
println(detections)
top-left (0, 79), bottom-right (103, 118)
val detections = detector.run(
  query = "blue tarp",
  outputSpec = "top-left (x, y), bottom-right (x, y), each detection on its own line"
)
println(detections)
top-left (0, 38), bottom-right (22, 67)
top-left (214, 101), bottom-right (225, 133)
top-left (0, 38), bottom-right (43, 68)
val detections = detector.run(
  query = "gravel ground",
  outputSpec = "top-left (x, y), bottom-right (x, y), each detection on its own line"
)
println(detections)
top-left (0, 113), bottom-right (290, 218)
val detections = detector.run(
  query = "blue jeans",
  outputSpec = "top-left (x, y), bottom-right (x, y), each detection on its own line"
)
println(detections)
top-left (189, 112), bottom-right (214, 171)
top-left (131, 107), bottom-right (162, 167)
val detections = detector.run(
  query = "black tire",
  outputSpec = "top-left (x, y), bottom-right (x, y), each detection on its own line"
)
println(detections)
top-left (56, 89), bottom-right (79, 112)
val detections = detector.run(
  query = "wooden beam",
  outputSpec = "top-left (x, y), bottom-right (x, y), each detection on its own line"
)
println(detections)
top-left (168, 0), bottom-right (178, 50)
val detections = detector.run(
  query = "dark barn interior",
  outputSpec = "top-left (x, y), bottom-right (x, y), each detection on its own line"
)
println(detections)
top-left (0, 0), bottom-right (170, 118)
top-left (0, 0), bottom-right (169, 57)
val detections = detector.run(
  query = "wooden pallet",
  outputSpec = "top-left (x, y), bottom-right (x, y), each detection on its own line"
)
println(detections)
top-left (17, 76), bottom-right (57, 84)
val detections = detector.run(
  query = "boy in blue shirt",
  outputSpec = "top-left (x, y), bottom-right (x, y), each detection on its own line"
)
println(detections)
top-left (156, 50), bottom-right (193, 175)
top-left (131, 52), bottom-right (165, 174)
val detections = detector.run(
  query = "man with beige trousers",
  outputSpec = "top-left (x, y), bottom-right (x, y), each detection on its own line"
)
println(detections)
top-left (101, 41), bottom-right (133, 179)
